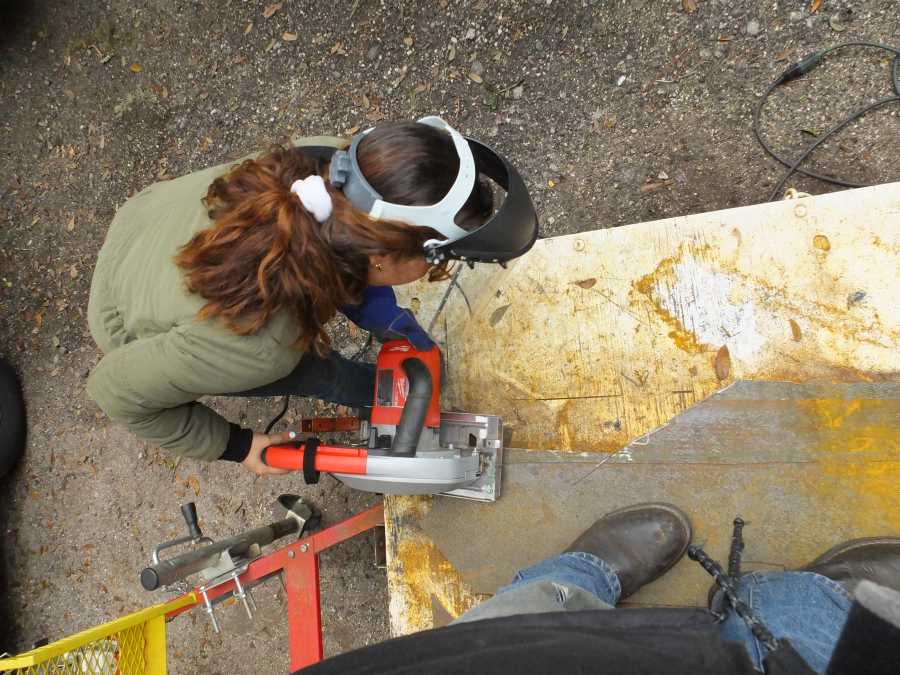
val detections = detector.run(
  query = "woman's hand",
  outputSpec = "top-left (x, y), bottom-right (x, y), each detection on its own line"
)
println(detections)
top-left (241, 431), bottom-right (296, 476)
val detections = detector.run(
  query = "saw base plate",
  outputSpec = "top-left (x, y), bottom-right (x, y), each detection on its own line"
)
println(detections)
top-left (437, 411), bottom-right (503, 503)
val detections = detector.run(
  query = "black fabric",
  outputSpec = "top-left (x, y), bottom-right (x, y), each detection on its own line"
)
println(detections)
top-left (219, 423), bottom-right (252, 462)
top-left (233, 350), bottom-right (375, 408)
top-left (297, 607), bottom-right (817, 675)
top-left (826, 600), bottom-right (900, 675)
top-left (303, 437), bottom-right (320, 484)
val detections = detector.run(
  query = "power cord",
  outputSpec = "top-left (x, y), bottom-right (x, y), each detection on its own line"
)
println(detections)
top-left (754, 41), bottom-right (900, 201)
top-left (264, 395), bottom-right (291, 434)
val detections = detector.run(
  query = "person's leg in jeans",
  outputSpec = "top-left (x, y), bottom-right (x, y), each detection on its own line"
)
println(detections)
top-left (717, 571), bottom-right (851, 674)
top-left (235, 350), bottom-right (375, 408)
top-left (454, 553), bottom-right (620, 623)
top-left (454, 503), bottom-right (692, 624)
top-left (718, 536), bottom-right (900, 674)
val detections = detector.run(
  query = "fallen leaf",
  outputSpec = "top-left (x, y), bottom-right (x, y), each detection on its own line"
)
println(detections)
top-left (34, 312), bottom-right (43, 329)
top-left (468, 71), bottom-right (483, 84)
top-left (68, 264), bottom-right (79, 279)
top-left (244, 22), bottom-right (253, 34)
top-left (789, 319), bottom-right (803, 341)
top-left (282, 31), bottom-right (298, 42)
top-left (66, 214), bottom-right (76, 231)
top-left (639, 179), bottom-right (673, 193)
top-left (330, 41), bottom-right (348, 56)
top-left (129, 63), bottom-right (142, 73)
top-left (365, 108), bottom-right (387, 122)
top-left (403, 36), bottom-right (414, 47)
top-left (812, 234), bottom-right (831, 252)
top-left (547, 179), bottom-right (556, 188)
top-left (186, 475), bottom-right (201, 496)
top-left (774, 49), bottom-right (791, 62)
top-left (714, 345), bottom-right (731, 380)
top-left (447, 44), bottom-right (456, 62)
top-left (682, 0), bottom-right (698, 13)
top-left (810, 0), bottom-right (822, 14)
top-left (391, 65), bottom-right (409, 87)
top-left (51, 335), bottom-right (61, 349)
top-left (573, 278), bottom-right (597, 289)
top-left (263, 2), bottom-right (282, 18)
top-left (828, 14), bottom-right (847, 32)
top-left (199, 136), bottom-right (213, 152)
top-left (489, 304), bottom-right (510, 327)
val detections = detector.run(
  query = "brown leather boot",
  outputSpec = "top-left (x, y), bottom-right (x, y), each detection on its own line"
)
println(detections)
top-left (803, 537), bottom-right (900, 593)
top-left (564, 502), bottom-right (692, 600)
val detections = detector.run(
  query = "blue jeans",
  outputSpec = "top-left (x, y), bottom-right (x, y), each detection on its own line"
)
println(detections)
top-left (455, 553), bottom-right (852, 674)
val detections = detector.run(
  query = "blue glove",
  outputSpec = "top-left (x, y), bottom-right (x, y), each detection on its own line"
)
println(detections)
top-left (341, 286), bottom-right (435, 351)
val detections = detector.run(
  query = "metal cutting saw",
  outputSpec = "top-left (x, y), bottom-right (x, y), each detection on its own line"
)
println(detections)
top-left (262, 339), bottom-right (503, 502)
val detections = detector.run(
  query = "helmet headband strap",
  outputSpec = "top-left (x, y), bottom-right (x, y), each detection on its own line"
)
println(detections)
top-left (329, 116), bottom-right (476, 243)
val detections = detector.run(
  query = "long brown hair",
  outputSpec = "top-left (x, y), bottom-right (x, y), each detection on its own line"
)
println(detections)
top-left (175, 122), bottom-right (492, 354)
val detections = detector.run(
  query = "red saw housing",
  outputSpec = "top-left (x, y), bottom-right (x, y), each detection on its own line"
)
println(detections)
top-left (370, 340), bottom-right (442, 429)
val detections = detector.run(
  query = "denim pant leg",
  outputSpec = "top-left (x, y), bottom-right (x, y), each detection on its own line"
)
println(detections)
top-left (718, 571), bottom-right (852, 674)
top-left (453, 553), bottom-right (621, 624)
top-left (235, 350), bottom-right (375, 408)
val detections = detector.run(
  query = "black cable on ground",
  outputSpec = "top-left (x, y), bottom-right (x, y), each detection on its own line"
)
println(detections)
top-left (753, 41), bottom-right (900, 202)
top-left (264, 395), bottom-right (291, 434)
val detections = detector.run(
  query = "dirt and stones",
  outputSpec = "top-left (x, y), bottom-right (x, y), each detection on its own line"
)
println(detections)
top-left (1, 0), bottom-right (898, 672)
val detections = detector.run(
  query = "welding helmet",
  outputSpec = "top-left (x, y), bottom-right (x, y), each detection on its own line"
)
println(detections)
top-left (328, 116), bottom-right (538, 265)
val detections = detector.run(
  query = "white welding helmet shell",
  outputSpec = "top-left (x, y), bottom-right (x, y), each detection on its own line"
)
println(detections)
top-left (328, 116), bottom-right (538, 264)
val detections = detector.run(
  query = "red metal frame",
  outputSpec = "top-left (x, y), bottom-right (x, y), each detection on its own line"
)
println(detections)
top-left (166, 504), bottom-right (385, 671)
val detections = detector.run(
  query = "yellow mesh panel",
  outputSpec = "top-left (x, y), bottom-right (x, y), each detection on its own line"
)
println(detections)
top-left (0, 595), bottom-right (196, 675)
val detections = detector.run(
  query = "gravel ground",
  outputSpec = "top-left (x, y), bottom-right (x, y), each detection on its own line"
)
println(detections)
top-left (1, 0), bottom-right (898, 672)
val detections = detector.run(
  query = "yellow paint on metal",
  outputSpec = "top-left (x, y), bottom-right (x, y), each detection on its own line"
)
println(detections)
top-left (143, 614), bottom-right (168, 675)
top-left (399, 184), bottom-right (898, 455)
top-left (386, 183), bottom-right (900, 636)
top-left (384, 495), bottom-right (482, 632)
top-left (798, 397), bottom-right (900, 531)
top-left (0, 593), bottom-right (196, 673)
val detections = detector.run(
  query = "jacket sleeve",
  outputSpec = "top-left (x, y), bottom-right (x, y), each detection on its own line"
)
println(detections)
top-left (87, 325), bottom-right (298, 461)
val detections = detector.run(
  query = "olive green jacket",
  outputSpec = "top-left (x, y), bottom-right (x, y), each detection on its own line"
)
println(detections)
top-left (87, 136), bottom-right (346, 461)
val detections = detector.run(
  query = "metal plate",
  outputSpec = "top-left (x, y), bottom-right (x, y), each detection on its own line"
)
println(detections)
top-left (385, 181), bottom-right (900, 636)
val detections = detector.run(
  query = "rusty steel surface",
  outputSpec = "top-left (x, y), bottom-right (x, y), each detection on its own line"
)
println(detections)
top-left (419, 382), bottom-right (899, 611)
top-left (386, 183), bottom-right (900, 636)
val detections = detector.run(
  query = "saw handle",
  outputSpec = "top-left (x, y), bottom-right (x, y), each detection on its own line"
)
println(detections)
top-left (390, 357), bottom-right (433, 456)
top-left (261, 443), bottom-right (368, 475)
